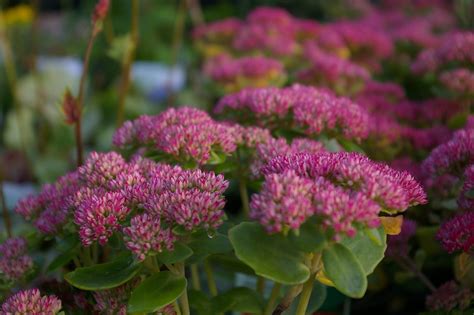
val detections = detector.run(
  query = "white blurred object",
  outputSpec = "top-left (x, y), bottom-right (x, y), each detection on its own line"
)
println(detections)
top-left (131, 62), bottom-right (186, 102)
top-left (37, 56), bottom-right (82, 80)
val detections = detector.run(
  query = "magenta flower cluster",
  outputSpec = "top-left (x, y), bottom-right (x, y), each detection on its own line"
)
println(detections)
top-left (1, 289), bottom-right (62, 314)
top-left (216, 84), bottom-right (370, 140)
top-left (0, 237), bottom-right (33, 282)
top-left (437, 211), bottom-right (474, 254)
top-left (251, 152), bottom-right (426, 236)
top-left (203, 54), bottom-right (285, 91)
top-left (16, 151), bottom-right (228, 260)
top-left (426, 281), bottom-right (474, 312)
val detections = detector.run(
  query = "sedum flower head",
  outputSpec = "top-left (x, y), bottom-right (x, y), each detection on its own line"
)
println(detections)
top-left (426, 281), bottom-right (474, 312)
top-left (216, 84), bottom-right (370, 141)
top-left (0, 237), bottom-right (33, 282)
top-left (113, 107), bottom-right (237, 165)
top-left (458, 165), bottom-right (474, 210)
top-left (1, 289), bottom-right (62, 314)
top-left (93, 278), bottom-right (140, 315)
top-left (437, 211), bottom-right (474, 253)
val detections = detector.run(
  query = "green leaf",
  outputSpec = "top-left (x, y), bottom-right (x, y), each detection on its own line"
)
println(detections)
top-left (341, 228), bottom-right (386, 275)
top-left (187, 231), bottom-right (232, 263)
top-left (322, 243), bottom-right (367, 298)
top-left (128, 271), bottom-right (187, 314)
top-left (107, 34), bottom-right (134, 64)
top-left (229, 222), bottom-right (309, 285)
top-left (208, 150), bottom-right (228, 165)
top-left (212, 287), bottom-right (264, 314)
top-left (289, 217), bottom-right (327, 253)
top-left (64, 254), bottom-right (141, 290)
top-left (209, 254), bottom-right (255, 275)
top-left (188, 290), bottom-right (213, 315)
top-left (156, 242), bottom-right (193, 264)
top-left (47, 236), bottom-right (80, 272)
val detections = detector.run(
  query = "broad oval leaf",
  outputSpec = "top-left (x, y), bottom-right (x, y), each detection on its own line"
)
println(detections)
top-left (47, 246), bottom-right (80, 272)
top-left (229, 222), bottom-right (309, 285)
top-left (64, 254), bottom-right (141, 290)
top-left (187, 231), bottom-right (232, 263)
top-left (322, 243), bottom-right (367, 298)
top-left (128, 271), bottom-right (187, 314)
top-left (156, 242), bottom-right (193, 264)
top-left (212, 287), bottom-right (264, 314)
top-left (341, 228), bottom-right (387, 275)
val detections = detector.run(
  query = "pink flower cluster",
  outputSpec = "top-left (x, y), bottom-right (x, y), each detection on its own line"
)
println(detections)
top-left (297, 43), bottom-right (370, 96)
top-left (192, 18), bottom-right (242, 45)
top-left (439, 68), bottom-right (474, 97)
top-left (93, 278), bottom-right (140, 315)
top-left (458, 165), bottom-right (474, 210)
top-left (437, 211), bottom-right (474, 253)
top-left (412, 32), bottom-right (474, 74)
top-left (1, 289), bottom-right (62, 314)
top-left (216, 84), bottom-right (370, 140)
top-left (203, 54), bottom-right (285, 91)
top-left (422, 129), bottom-right (474, 183)
top-left (252, 152), bottom-right (426, 236)
top-left (0, 237), bottom-right (33, 282)
top-left (16, 152), bottom-right (228, 260)
top-left (251, 137), bottom-right (325, 177)
top-left (113, 107), bottom-right (237, 165)
top-left (426, 281), bottom-right (474, 312)
top-left (317, 21), bottom-right (393, 71)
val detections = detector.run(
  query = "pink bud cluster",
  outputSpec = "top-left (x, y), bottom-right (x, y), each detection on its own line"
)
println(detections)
top-left (0, 237), bottom-right (33, 282)
top-left (93, 278), bottom-right (141, 315)
top-left (437, 211), bottom-right (474, 253)
top-left (192, 18), bottom-right (242, 44)
top-left (252, 152), bottom-right (425, 236)
top-left (422, 129), bottom-right (474, 183)
top-left (458, 165), bottom-right (474, 210)
top-left (412, 32), bottom-right (474, 74)
top-left (216, 84), bottom-right (370, 141)
top-left (297, 43), bottom-right (370, 95)
top-left (113, 107), bottom-right (237, 165)
top-left (203, 54), bottom-right (285, 91)
top-left (16, 151), bottom-right (228, 260)
top-left (16, 171), bottom-right (81, 234)
top-left (439, 68), bottom-right (474, 97)
top-left (1, 289), bottom-right (62, 314)
top-left (426, 281), bottom-right (474, 312)
top-left (251, 137), bottom-right (325, 177)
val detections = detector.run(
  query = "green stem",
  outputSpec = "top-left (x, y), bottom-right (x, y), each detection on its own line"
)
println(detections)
top-left (173, 300), bottom-right (182, 315)
top-left (294, 275), bottom-right (315, 315)
top-left (116, 0), bottom-right (139, 126)
top-left (263, 282), bottom-right (281, 315)
top-left (0, 180), bottom-right (12, 237)
top-left (273, 284), bottom-right (303, 315)
top-left (74, 22), bottom-right (98, 167)
top-left (81, 247), bottom-right (93, 266)
top-left (144, 256), bottom-right (160, 273)
top-left (176, 262), bottom-right (190, 315)
top-left (204, 258), bottom-right (218, 296)
top-left (190, 264), bottom-right (201, 290)
top-left (295, 254), bottom-right (322, 315)
top-left (257, 276), bottom-right (266, 295)
top-left (236, 149), bottom-right (250, 217)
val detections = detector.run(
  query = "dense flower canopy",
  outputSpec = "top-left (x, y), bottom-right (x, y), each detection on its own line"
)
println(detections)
top-left (1, 289), bottom-right (62, 314)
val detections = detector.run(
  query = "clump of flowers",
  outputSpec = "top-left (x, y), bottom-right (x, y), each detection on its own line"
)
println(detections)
top-left (439, 68), bottom-right (474, 99)
top-left (113, 107), bottom-right (237, 166)
top-left (296, 44), bottom-right (370, 96)
top-left (252, 152), bottom-right (426, 236)
top-left (203, 54), bottom-right (286, 92)
top-left (421, 129), bottom-right (474, 193)
top-left (93, 278), bottom-right (140, 314)
top-left (16, 151), bottom-right (228, 261)
top-left (458, 165), bottom-right (474, 210)
top-left (216, 84), bottom-right (370, 141)
top-left (0, 237), bottom-right (34, 282)
top-left (437, 211), bottom-right (474, 253)
top-left (426, 281), bottom-right (474, 312)
top-left (1, 289), bottom-right (62, 314)
top-left (192, 18), bottom-right (242, 57)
